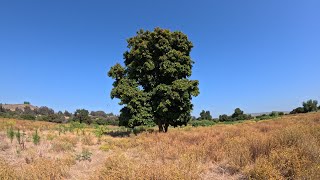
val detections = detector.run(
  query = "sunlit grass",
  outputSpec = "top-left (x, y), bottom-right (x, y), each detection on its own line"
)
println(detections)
top-left (0, 112), bottom-right (320, 179)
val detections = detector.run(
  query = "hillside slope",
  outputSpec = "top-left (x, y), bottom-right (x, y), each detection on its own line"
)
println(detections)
top-left (2, 104), bottom-right (38, 111)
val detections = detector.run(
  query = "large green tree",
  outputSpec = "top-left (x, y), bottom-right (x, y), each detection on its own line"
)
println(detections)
top-left (37, 106), bottom-right (54, 115)
top-left (231, 108), bottom-right (252, 121)
top-left (231, 108), bottom-right (244, 118)
top-left (108, 28), bottom-right (199, 132)
top-left (199, 110), bottom-right (212, 120)
top-left (73, 109), bottom-right (91, 124)
top-left (302, 99), bottom-right (318, 112)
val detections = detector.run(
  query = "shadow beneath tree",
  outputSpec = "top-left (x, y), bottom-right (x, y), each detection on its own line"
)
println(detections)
top-left (105, 129), bottom-right (131, 137)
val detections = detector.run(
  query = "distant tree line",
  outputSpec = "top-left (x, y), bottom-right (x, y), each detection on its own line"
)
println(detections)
top-left (193, 108), bottom-right (253, 122)
top-left (255, 111), bottom-right (285, 120)
top-left (191, 99), bottom-right (320, 127)
top-left (189, 108), bottom-right (254, 127)
top-left (290, 99), bottom-right (318, 114)
top-left (0, 103), bottom-right (118, 125)
top-left (218, 108), bottom-right (253, 122)
top-left (1, 98), bottom-right (319, 128)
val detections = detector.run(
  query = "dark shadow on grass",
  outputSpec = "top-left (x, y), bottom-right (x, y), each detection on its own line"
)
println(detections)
top-left (105, 129), bottom-right (131, 137)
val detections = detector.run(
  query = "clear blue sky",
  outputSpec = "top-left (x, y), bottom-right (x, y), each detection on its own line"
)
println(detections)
top-left (0, 0), bottom-right (319, 117)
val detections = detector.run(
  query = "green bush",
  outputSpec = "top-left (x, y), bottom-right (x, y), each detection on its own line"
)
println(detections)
top-left (290, 99), bottom-right (318, 114)
top-left (7, 127), bottom-right (15, 143)
top-left (39, 114), bottom-right (65, 123)
top-left (189, 120), bottom-right (216, 127)
top-left (303, 99), bottom-right (318, 112)
top-left (16, 129), bottom-right (21, 144)
top-left (234, 114), bottom-right (252, 121)
top-left (270, 111), bottom-right (279, 117)
top-left (20, 114), bottom-right (36, 120)
top-left (32, 130), bottom-right (40, 145)
top-left (69, 121), bottom-right (85, 134)
top-left (73, 109), bottom-right (92, 124)
top-left (94, 126), bottom-right (108, 142)
top-left (219, 114), bottom-right (229, 122)
top-left (198, 110), bottom-right (212, 120)
top-left (257, 115), bottom-right (273, 120)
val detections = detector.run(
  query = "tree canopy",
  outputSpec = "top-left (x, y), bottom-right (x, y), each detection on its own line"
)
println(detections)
top-left (199, 110), bottom-right (212, 120)
top-left (90, 111), bottom-right (109, 118)
top-left (232, 108), bottom-right (244, 118)
top-left (37, 106), bottom-right (54, 115)
top-left (290, 99), bottom-right (319, 114)
top-left (108, 28), bottom-right (199, 132)
top-left (303, 99), bottom-right (318, 112)
top-left (64, 110), bottom-right (72, 117)
top-left (219, 114), bottom-right (229, 122)
top-left (73, 109), bottom-right (91, 124)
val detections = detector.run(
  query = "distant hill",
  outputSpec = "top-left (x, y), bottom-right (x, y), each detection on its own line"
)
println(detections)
top-left (2, 104), bottom-right (38, 111)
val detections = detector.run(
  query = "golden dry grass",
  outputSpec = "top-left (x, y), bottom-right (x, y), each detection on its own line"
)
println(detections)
top-left (0, 112), bottom-right (320, 179)
top-left (0, 156), bottom-right (74, 180)
top-left (0, 118), bottom-right (57, 131)
top-left (93, 113), bottom-right (320, 179)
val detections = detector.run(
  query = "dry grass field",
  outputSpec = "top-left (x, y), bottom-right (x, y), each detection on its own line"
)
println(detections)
top-left (1, 112), bottom-right (320, 179)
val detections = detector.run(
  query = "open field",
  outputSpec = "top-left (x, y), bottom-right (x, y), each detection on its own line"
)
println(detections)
top-left (1, 112), bottom-right (320, 179)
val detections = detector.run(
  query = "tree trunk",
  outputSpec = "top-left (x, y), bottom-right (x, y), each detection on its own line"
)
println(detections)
top-left (158, 121), bottom-right (165, 132)
top-left (164, 123), bottom-right (169, 132)
top-left (158, 122), bottom-right (169, 133)
top-left (159, 120), bottom-right (170, 132)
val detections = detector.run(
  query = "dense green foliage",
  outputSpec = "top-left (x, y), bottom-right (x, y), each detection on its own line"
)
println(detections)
top-left (231, 108), bottom-right (252, 120)
top-left (92, 116), bottom-right (119, 126)
top-left (0, 103), bottom-right (118, 126)
top-left (231, 108), bottom-right (243, 118)
top-left (20, 114), bottom-right (36, 120)
top-left (290, 107), bottom-right (305, 114)
top-left (91, 111), bottom-right (114, 117)
top-left (93, 118), bottom-right (118, 126)
top-left (189, 120), bottom-right (216, 127)
top-left (256, 111), bottom-right (285, 120)
top-left (39, 114), bottom-right (66, 123)
top-left (290, 99), bottom-right (318, 114)
top-left (303, 99), bottom-right (318, 112)
top-left (90, 111), bottom-right (119, 125)
top-left (198, 110), bottom-right (212, 120)
top-left (218, 114), bottom-right (229, 122)
top-left (36, 106), bottom-right (54, 115)
top-left (64, 110), bottom-right (72, 117)
top-left (73, 109), bottom-right (92, 124)
top-left (108, 28), bottom-right (199, 132)
top-left (218, 108), bottom-right (252, 121)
